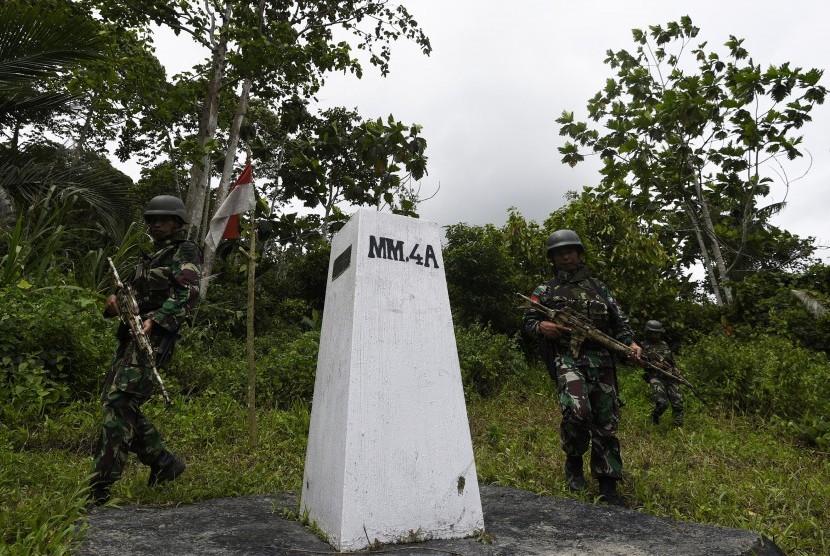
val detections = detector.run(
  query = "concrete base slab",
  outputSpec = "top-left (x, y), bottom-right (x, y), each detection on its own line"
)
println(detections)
top-left (78, 485), bottom-right (783, 556)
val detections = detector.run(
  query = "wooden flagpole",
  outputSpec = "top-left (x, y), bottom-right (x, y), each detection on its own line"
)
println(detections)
top-left (245, 155), bottom-right (258, 450)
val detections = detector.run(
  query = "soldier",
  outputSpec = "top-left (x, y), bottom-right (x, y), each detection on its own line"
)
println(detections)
top-left (89, 195), bottom-right (202, 505)
top-left (524, 230), bottom-right (641, 505)
top-left (639, 320), bottom-right (684, 427)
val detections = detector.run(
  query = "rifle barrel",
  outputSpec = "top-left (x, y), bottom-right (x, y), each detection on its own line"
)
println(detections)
top-left (108, 258), bottom-right (172, 405)
top-left (518, 292), bottom-right (705, 402)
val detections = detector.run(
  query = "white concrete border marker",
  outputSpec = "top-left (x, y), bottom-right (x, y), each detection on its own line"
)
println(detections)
top-left (301, 209), bottom-right (484, 552)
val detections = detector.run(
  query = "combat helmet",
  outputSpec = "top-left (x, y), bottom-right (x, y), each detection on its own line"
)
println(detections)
top-left (546, 229), bottom-right (584, 258)
top-left (644, 320), bottom-right (665, 333)
top-left (144, 195), bottom-right (189, 224)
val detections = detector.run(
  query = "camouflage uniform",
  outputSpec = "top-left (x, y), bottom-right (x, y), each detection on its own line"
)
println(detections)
top-left (90, 229), bottom-right (201, 490)
top-left (524, 266), bottom-right (635, 481)
top-left (639, 338), bottom-right (684, 426)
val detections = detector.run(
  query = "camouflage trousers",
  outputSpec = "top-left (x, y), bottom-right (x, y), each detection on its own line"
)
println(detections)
top-left (649, 377), bottom-right (684, 425)
top-left (91, 341), bottom-right (166, 486)
top-left (552, 351), bottom-right (622, 480)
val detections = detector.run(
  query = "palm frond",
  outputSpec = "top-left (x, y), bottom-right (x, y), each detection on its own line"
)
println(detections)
top-left (0, 91), bottom-right (79, 127)
top-left (0, 91), bottom-right (79, 115)
top-left (757, 201), bottom-right (787, 220)
top-left (791, 289), bottom-right (828, 318)
top-left (0, 189), bottom-right (76, 286)
top-left (59, 174), bottom-right (133, 237)
top-left (0, 4), bottom-right (103, 90)
top-left (0, 145), bottom-right (133, 238)
top-left (0, 153), bottom-right (52, 203)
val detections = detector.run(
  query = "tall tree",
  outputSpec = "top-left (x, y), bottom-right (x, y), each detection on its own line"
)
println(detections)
top-left (43, 24), bottom-right (170, 161)
top-left (179, 0), bottom-right (432, 239)
top-left (557, 16), bottom-right (826, 305)
top-left (278, 107), bottom-right (428, 237)
top-left (72, 0), bottom-right (431, 244)
top-left (184, 0), bottom-right (233, 238)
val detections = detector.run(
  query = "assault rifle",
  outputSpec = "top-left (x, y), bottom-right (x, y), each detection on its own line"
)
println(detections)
top-left (107, 257), bottom-right (172, 405)
top-left (517, 293), bottom-right (704, 402)
top-left (639, 346), bottom-right (705, 402)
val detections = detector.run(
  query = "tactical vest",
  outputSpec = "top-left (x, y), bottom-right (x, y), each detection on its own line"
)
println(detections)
top-left (131, 239), bottom-right (196, 315)
top-left (640, 339), bottom-right (674, 364)
top-left (543, 275), bottom-right (612, 334)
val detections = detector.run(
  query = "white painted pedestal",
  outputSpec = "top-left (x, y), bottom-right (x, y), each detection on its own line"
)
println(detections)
top-left (301, 209), bottom-right (484, 552)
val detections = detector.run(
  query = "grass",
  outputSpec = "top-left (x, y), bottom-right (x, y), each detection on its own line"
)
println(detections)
top-left (1, 368), bottom-right (828, 555)
top-left (0, 393), bottom-right (309, 555)
top-left (469, 367), bottom-right (830, 555)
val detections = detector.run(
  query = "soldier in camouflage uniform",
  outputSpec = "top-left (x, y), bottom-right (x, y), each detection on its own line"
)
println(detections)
top-left (639, 320), bottom-right (684, 427)
top-left (524, 230), bottom-right (641, 505)
top-left (89, 195), bottom-right (202, 505)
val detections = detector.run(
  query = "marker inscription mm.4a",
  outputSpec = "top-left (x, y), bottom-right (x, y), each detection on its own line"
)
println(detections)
top-left (367, 235), bottom-right (439, 268)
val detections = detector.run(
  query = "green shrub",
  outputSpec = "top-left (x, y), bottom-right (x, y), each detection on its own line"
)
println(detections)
top-left (729, 266), bottom-right (830, 355)
top-left (165, 327), bottom-right (246, 398)
top-left (258, 331), bottom-right (320, 408)
top-left (682, 333), bottom-right (830, 445)
top-left (0, 285), bottom-right (113, 416)
top-left (454, 323), bottom-right (530, 396)
top-left (443, 223), bottom-right (526, 336)
top-left (168, 328), bottom-right (319, 409)
top-left (176, 322), bottom-right (536, 407)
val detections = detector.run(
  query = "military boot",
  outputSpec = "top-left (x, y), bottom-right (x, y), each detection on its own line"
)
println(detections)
top-left (148, 450), bottom-right (186, 486)
top-left (651, 412), bottom-right (660, 425)
top-left (88, 479), bottom-right (111, 507)
top-left (564, 455), bottom-right (586, 492)
top-left (598, 477), bottom-right (623, 506)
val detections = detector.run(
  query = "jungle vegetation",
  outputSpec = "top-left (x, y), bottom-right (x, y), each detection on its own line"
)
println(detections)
top-left (1, 4), bottom-right (828, 554)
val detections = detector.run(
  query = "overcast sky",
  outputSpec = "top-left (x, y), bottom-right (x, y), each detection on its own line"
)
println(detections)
top-left (154, 1), bottom-right (830, 260)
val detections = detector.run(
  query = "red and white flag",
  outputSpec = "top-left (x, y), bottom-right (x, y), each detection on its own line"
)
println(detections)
top-left (205, 163), bottom-right (256, 250)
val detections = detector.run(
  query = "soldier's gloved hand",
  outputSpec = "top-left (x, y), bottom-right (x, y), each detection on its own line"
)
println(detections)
top-left (540, 321), bottom-right (570, 340)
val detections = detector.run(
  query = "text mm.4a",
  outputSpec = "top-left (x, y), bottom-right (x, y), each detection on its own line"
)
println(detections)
top-left (367, 235), bottom-right (439, 268)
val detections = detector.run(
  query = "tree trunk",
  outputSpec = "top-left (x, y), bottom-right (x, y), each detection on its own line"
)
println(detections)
top-left (166, 132), bottom-right (182, 197)
top-left (200, 78), bottom-right (252, 292)
top-left (217, 81), bottom-right (252, 212)
top-left (200, 0), bottom-right (266, 295)
top-left (0, 185), bottom-right (14, 231)
top-left (74, 89), bottom-right (99, 156)
top-left (184, 0), bottom-right (234, 240)
top-left (684, 198), bottom-right (724, 306)
top-left (695, 176), bottom-right (733, 304)
top-left (246, 224), bottom-right (258, 449)
top-left (213, 0), bottom-right (264, 212)
top-left (199, 171), bottom-right (213, 244)
top-left (11, 119), bottom-right (21, 153)
top-left (727, 147), bottom-right (762, 277)
top-left (320, 198), bottom-right (333, 239)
